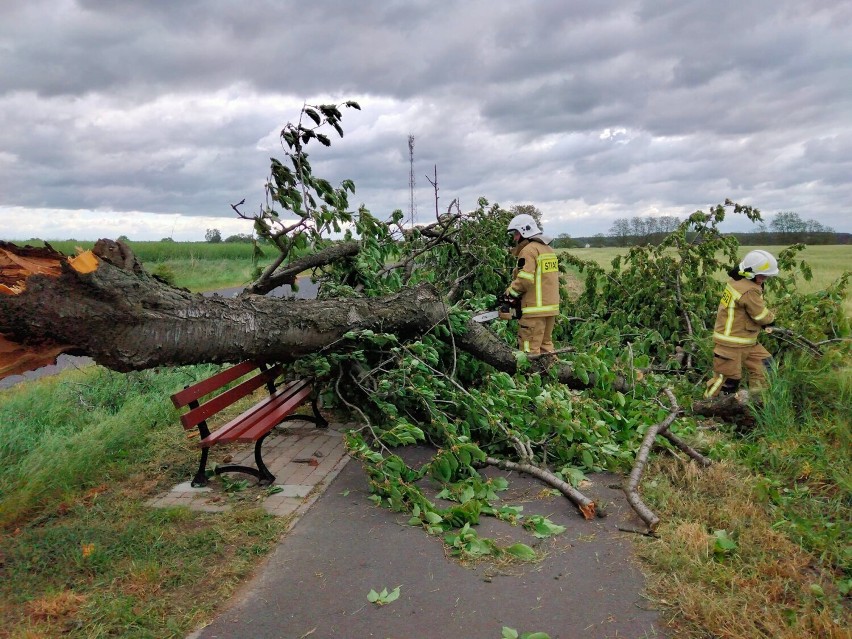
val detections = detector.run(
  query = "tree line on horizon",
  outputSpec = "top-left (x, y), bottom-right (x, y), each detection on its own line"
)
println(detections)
top-left (552, 210), bottom-right (843, 248)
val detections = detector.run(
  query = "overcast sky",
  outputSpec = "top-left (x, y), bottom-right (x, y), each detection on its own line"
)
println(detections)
top-left (1, 0), bottom-right (850, 242)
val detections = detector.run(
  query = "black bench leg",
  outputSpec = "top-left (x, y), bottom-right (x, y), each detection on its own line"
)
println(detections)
top-left (310, 396), bottom-right (329, 428)
top-left (280, 396), bottom-right (328, 429)
top-left (192, 447), bottom-right (211, 487)
top-left (253, 433), bottom-right (276, 486)
top-left (211, 432), bottom-right (276, 486)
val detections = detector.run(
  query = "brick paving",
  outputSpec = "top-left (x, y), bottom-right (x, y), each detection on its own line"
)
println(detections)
top-left (146, 420), bottom-right (353, 518)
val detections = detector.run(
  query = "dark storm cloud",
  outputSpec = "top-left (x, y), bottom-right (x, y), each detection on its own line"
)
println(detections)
top-left (1, 0), bottom-right (850, 239)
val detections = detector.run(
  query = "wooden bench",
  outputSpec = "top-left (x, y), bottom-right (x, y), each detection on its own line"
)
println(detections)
top-left (171, 361), bottom-right (327, 487)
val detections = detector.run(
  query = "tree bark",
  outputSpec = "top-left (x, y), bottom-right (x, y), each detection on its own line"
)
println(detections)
top-left (0, 242), bottom-right (616, 392)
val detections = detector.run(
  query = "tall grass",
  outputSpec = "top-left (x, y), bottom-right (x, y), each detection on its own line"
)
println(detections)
top-left (150, 258), bottom-right (267, 292)
top-left (0, 365), bottom-right (289, 637)
top-left (0, 365), bottom-right (218, 525)
top-left (743, 358), bottom-right (851, 574)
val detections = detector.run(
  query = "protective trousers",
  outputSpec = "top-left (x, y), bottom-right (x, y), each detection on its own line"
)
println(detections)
top-left (517, 316), bottom-right (556, 355)
top-left (704, 342), bottom-right (772, 398)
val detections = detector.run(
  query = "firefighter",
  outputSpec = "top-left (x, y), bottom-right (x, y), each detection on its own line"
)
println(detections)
top-left (704, 249), bottom-right (779, 398)
top-left (504, 214), bottom-right (561, 355)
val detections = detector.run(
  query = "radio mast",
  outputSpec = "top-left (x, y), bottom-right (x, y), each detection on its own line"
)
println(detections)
top-left (408, 134), bottom-right (416, 227)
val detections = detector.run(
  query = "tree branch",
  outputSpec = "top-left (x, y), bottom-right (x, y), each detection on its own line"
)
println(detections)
top-left (624, 388), bottom-right (680, 531)
top-left (484, 457), bottom-right (596, 520)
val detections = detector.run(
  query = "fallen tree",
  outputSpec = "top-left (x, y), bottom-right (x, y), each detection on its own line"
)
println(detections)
top-left (0, 240), bottom-right (610, 391)
top-left (2, 103), bottom-right (848, 541)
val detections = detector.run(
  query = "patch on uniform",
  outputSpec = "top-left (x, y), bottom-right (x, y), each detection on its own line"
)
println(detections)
top-left (720, 287), bottom-right (733, 307)
top-left (540, 256), bottom-right (558, 273)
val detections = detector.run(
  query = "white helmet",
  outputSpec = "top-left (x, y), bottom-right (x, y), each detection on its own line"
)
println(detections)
top-left (507, 214), bottom-right (541, 239)
top-left (739, 250), bottom-right (779, 279)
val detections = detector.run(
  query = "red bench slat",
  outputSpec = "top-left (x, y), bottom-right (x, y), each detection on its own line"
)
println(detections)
top-left (178, 365), bottom-right (283, 430)
top-left (196, 380), bottom-right (304, 441)
top-left (201, 381), bottom-right (313, 445)
top-left (171, 361), bottom-right (259, 408)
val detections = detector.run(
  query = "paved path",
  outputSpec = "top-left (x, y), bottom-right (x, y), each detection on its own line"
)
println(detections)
top-left (186, 446), bottom-right (665, 639)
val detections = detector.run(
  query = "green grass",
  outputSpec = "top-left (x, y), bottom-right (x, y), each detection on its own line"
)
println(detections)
top-left (0, 367), bottom-right (203, 524)
top-left (148, 257), bottom-right (269, 292)
top-left (740, 359), bottom-right (851, 574)
top-left (0, 366), bottom-right (290, 638)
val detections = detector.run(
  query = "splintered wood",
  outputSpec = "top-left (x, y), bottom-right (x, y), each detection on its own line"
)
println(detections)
top-left (0, 242), bottom-right (96, 379)
top-left (0, 242), bottom-right (64, 294)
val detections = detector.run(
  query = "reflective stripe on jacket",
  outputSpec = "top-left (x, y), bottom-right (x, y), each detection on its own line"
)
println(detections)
top-left (712, 278), bottom-right (775, 347)
top-left (506, 237), bottom-right (560, 317)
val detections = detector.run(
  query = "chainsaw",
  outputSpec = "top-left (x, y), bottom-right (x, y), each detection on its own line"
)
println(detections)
top-left (472, 293), bottom-right (522, 323)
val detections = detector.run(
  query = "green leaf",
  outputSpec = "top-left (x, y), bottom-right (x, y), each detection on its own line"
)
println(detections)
top-left (504, 543), bottom-right (537, 561)
top-left (424, 511), bottom-right (443, 525)
top-left (525, 515), bottom-right (566, 538)
top-left (712, 529), bottom-right (737, 555)
top-left (304, 107), bottom-right (321, 125)
top-left (490, 477), bottom-right (509, 491)
top-left (367, 589), bottom-right (379, 603)
top-left (384, 585), bottom-right (401, 603)
top-left (502, 628), bottom-right (519, 639)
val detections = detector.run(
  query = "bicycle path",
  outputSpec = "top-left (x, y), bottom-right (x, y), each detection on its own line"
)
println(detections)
top-left (190, 446), bottom-right (665, 639)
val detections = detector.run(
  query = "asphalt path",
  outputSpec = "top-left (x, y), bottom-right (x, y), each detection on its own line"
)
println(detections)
top-left (194, 447), bottom-right (665, 639)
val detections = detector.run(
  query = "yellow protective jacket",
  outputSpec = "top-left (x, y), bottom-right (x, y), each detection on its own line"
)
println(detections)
top-left (712, 278), bottom-right (775, 347)
top-left (505, 237), bottom-right (560, 317)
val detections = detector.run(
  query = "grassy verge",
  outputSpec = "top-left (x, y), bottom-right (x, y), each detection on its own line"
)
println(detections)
top-left (147, 257), bottom-right (269, 292)
top-left (0, 366), bottom-right (289, 638)
top-left (636, 359), bottom-right (851, 638)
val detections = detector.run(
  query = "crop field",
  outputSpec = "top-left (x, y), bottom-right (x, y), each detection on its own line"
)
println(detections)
top-left (18, 239), bottom-right (261, 262)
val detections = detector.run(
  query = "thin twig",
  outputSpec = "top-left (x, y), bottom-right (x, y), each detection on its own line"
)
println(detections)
top-left (617, 526), bottom-right (659, 538)
top-left (659, 431), bottom-right (711, 467)
top-left (528, 346), bottom-right (575, 358)
top-left (334, 367), bottom-right (391, 456)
